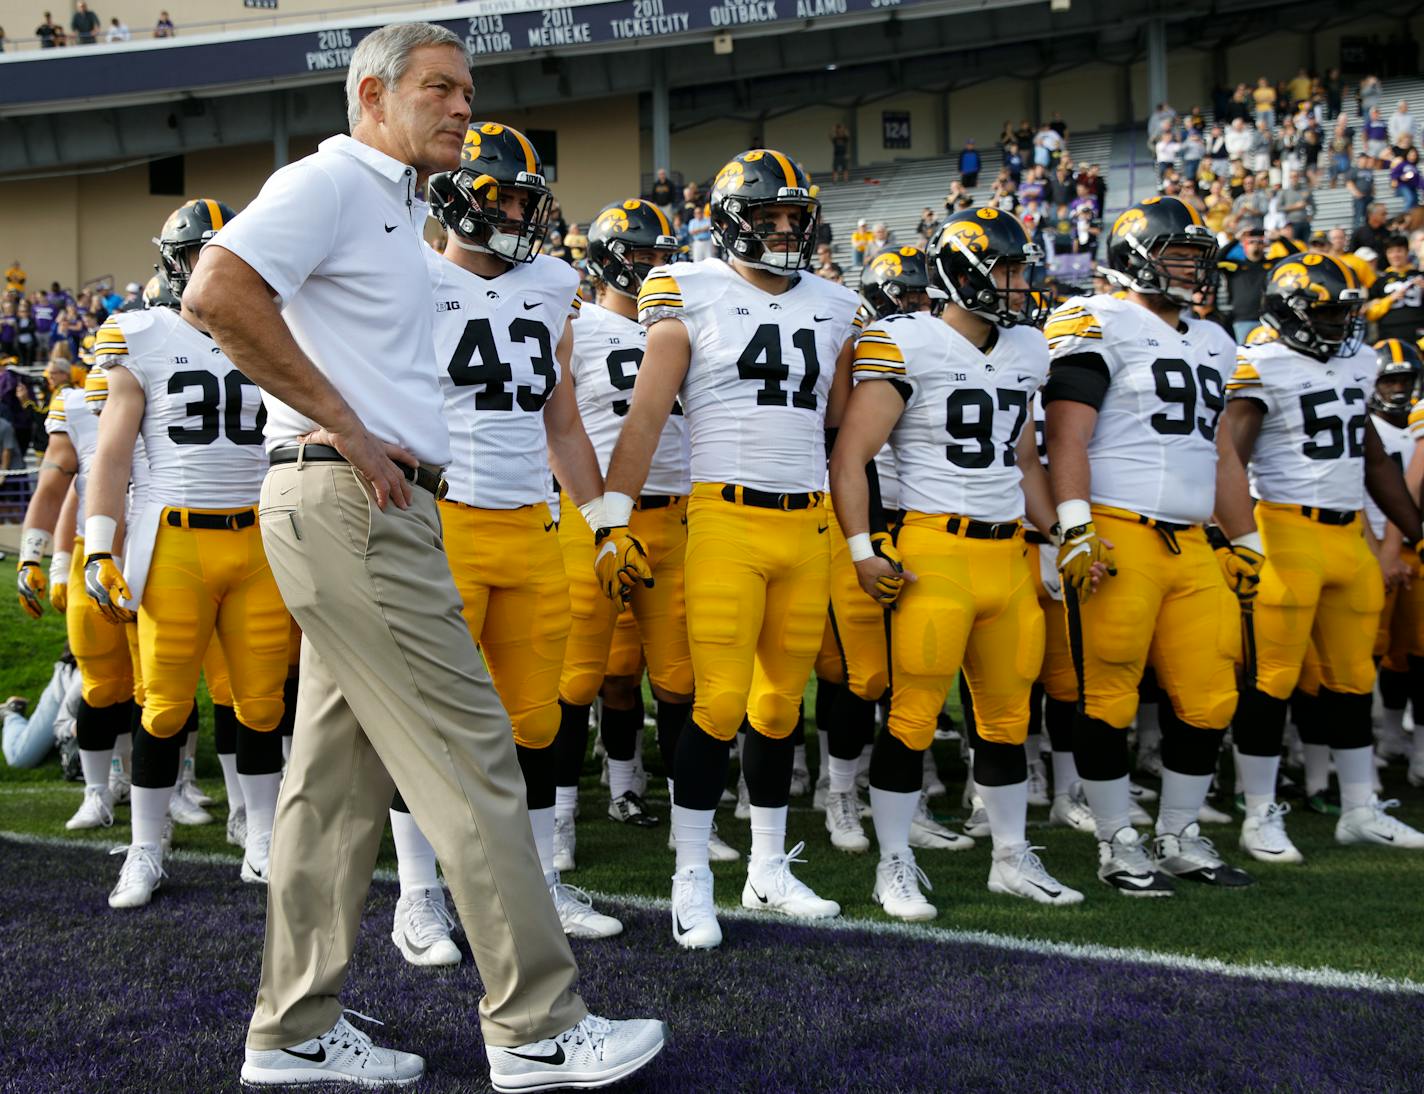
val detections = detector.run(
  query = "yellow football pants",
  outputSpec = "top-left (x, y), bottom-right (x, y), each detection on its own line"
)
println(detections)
top-left (67, 535), bottom-right (135, 708)
top-left (1373, 550), bottom-right (1424, 672)
top-left (602, 498), bottom-right (694, 696)
top-left (137, 513), bottom-right (289, 737)
top-left (887, 514), bottom-right (1043, 750)
top-left (204, 635), bottom-right (233, 708)
top-left (1076, 510), bottom-right (1239, 730)
top-left (1252, 503), bottom-right (1383, 699)
top-left (557, 498), bottom-right (619, 707)
top-left (443, 501), bottom-right (570, 749)
top-left (813, 506), bottom-right (890, 702)
top-left (684, 484), bottom-right (830, 741)
top-left (123, 622), bottom-right (146, 709)
top-left (1030, 541), bottom-right (1077, 703)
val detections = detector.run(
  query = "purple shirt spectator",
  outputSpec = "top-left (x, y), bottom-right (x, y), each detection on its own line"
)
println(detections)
top-left (1364, 117), bottom-right (1388, 144)
top-left (31, 302), bottom-right (54, 335)
top-left (1069, 194), bottom-right (1099, 221)
top-left (1020, 178), bottom-right (1046, 205)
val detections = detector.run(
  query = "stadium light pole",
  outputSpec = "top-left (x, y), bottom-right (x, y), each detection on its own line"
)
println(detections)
top-left (1146, 16), bottom-right (1168, 119)
top-left (651, 51), bottom-right (671, 188)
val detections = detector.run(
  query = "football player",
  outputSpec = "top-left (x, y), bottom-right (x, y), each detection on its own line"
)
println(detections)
top-left (833, 208), bottom-right (1081, 919)
top-left (1044, 196), bottom-right (1253, 897)
top-left (1221, 266), bottom-right (1424, 854)
top-left (418, 122), bottom-right (622, 942)
top-left (84, 198), bottom-right (292, 907)
top-left (601, 148), bottom-right (860, 948)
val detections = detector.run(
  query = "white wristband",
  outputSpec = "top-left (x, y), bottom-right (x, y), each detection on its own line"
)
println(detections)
top-left (20, 527), bottom-right (53, 565)
top-left (846, 533), bottom-right (874, 562)
top-left (50, 552), bottom-right (71, 585)
top-left (577, 496), bottom-right (605, 531)
top-left (1056, 499), bottom-right (1092, 532)
top-left (1231, 531), bottom-right (1264, 554)
top-left (601, 491), bottom-right (634, 528)
top-left (84, 515), bottom-right (117, 555)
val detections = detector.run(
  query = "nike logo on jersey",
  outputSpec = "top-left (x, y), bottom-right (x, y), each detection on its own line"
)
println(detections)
top-left (384, 224), bottom-right (398, 233)
top-left (283, 1046), bottom-right (327, 1063)
top-left (544, 520), bottom-right (556, 532)
top-left (813, 314), bottom-right (833, 322)
top-left (505, 1044), bottom-right (566, 1065)
top-left (523, 301), bottom-right (542, 310)
top-left (1014, 375), bottom-right (1032, 384)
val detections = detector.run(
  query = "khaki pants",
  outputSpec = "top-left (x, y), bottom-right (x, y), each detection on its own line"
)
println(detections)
top-left (247, 460), bottom-right (585, 1051)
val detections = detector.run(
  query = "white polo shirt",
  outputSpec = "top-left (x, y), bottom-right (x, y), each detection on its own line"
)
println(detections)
top-left (209, 134), bottom-right (451, 467)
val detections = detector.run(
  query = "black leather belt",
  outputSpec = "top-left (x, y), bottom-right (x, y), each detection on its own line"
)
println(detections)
top-left (270, 444), bottom-right (448, 500)
top-left (636, 494), bottom-right (679, 510)
top-left (166, 507), bottom-right (257, 530)
top-left (720, 484), bottom-right (823, 510)
top-left (1300, 505), bottom-right (1356, 526)
top-left (945, 516), bottom-right (1021, 540)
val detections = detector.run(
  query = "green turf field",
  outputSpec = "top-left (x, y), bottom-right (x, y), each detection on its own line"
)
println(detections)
top-left (5, 594), bottom-right (1423, 983)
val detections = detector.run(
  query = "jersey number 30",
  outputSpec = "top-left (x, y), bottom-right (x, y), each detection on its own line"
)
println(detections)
top-left (167, 370), bottom-right (265, 446)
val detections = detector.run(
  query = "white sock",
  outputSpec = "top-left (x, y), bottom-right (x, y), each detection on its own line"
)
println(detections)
top-left (554, 785), bottom-right (578, 824)
top-left (608, 758), bottom-right (636, 801)
top-left (666, 777), bottom-right (675, 799)
top-left (816, 730), bottom-right (828, 779)
top-left (1050, 748), bottom-right (1080, 800)
top-left (1080, 775), bottom-right (1131, 841)
top-left (828, 756), bottom-right (858, 794)
top-left (79, 749), bottom-right (112, 792)
top-left (1025, 733), bottom-right (1042, 766)
top-left (281, 736), bottom-right (292, 763)
top-left (1302, 743), bottom-right (1332, 796)
top-left (528, 805), bottom-right (556, 875)
top-left (218, 753), bottom-right (243, 811)
top-left (1137, 703), bottom-right (1161, 753)
top-left (239, 772), bottom-right (280, 842)
top-left (869, 786), bottom-right (919, 858)
top-left (1233, 749), bottom-right (1280, 811)
top-left (749, 804), bottom-right (787, 865)
top-left (1379, 706), bottom-right (1407, 746)
top-left (390, 809), bottom-right (439, 893)
top-left (672, 804), bottom-right (713, 871)
top-left (979, 780), bottom-right (1029, 851)
top-left (183, 733), bottom-right (198, 763)
top-left (1156, 769), bottom-right (1213, 835)
top-left (1333, 745), bottom-right (1375, 814)
top-left (130, 785), bottom-right (170, 848)
top-left (114, 732), bottom-right (132, 772)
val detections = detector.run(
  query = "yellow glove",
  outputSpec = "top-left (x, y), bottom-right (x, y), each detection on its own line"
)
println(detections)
top-left (16, 561), bottom-right (47, 620)
top-left (1056, 521), bottom-right (1116, 600)
top-left (853, 530), bottom-right (909, 606)
top-left (593, 527), bottom-right (653, 612)
top-left (84, 554), bottom-right (135, 624)
top-left (49, 551), bottom-right (70, 614)
top-left (1218, 544), bottom-right (1265, 600)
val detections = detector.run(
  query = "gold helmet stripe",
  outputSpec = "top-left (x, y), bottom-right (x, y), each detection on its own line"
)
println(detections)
top-left (203, 199), bottom-right (225, 230)
top-left (766, 149), bottom-right (798, 190)
top-left (509, 127), bottom-right (538, 175)
top-left (647, 201), bottom-right (672, 235)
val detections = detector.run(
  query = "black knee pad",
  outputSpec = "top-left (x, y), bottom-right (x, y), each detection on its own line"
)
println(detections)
top-left (973, 740), bottom-right (1027, 787)
top-left (1072, 714), bottom-right (1129, 781)
top-left (213, 703), bottom-right (238, 756)
top-left (553, 701), bottom-right (591, 788)
top-left (131, 726), bottom-right (182, 790)
top-left (1234, 687), bottom-right (1291, 756)
top-left (1378, 668), bottom-right (1409, 711)
top-left (868, 729), bottom-right (923, 794)
top-left (1317, 687), bottom-right (1374, 751)
top-left (655, 699), bottom-right (691, 770)
top-left (1158, 702), bottom-right (1224, 776)
top-left (516, 742), bottom-right (557, 810)
top-left (74, 697), bottom-right (124, 752)
top-left (743, 728), bottom-right (794, 808)
top-left (673, 721), bottom-right (732, 810)
top-left (236, 721), bottom-right (283, 776)
top-left (1044, 697), bottom-right (1076, 755)
top-left (600, 697), bottom-right (643, 762)
top-left (1289, 688), bottom-right (1329, 746)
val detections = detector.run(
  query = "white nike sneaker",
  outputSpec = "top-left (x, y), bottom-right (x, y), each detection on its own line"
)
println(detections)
top-left (181, 757), bottom-right (213, 807)
top-left (666, 821), bottom-right (741, 862)
top-left (791, 746), bottom-right (811, 797)
top-left (670, 865), bottom-right (722, 949)
top-left (549, 870), bottom-right (623, 939)
top-left (1240, 801), bottom-right (1304, 864)
top-left (1128, 779), bottom-right (1158, 804)
top-left (1049, 785), bottom-right (1097, 834)
top-left (988, 843), bottom-right (1084, 905)
top-left (486, 1014), bottom-right (667, 1094)
top-left (1152, 823), bottom-right (1255, 887)
top-left (922, 750), bottom-right (947, 798)
top-left (1127, 799), bottom-right (1153, 826)
top-left (1336, 797), bottom-right (1424, 849)
top-left (108, 758), bottom-right (131, 805)
top-left (168, 790), bottom-right (213, 826)
top-left (742, 842), bottom-right (839, 918)
top-left (872, 850), bottom-right (936, 921)
top-left (825, 790), bottom-right (870, 853)
top-left (227, 804), bottom-right (248, 848)
top-left (963, 796), bottom-right (991, 839)
top-left (108, 843), bottom-right (165, 909)
top-left (241, 829), bottom-right (272, 885)
top-left (241, 1013), bottom-right (424, 1087)
top-left (813, 771), bottom-right (830, 810)
top-left (1196, 800), bottom-right (1233, 825)
top-left (66, 785), bottom-right (115, 830)
top-left (734, 778), bottom-right (751, 820)
top-left (552, 816), bottom-right (576, 873)
top-left (1026, 760), bottom-right (1050, 807)
top-left (391, 887), bottom-right (461, 966)
top-left (1096, 826), bottom-right (1174, 897)
top-left (910, 793), bottom-right (975, 850)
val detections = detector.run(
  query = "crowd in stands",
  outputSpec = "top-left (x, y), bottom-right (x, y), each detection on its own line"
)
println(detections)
top-left (1, 6), bottom-right (173, 49)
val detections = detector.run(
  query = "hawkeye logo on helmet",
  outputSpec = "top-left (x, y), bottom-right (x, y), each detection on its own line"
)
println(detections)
top-left (872, 253), bottom-right (904, 276)
top-left (596, 208), bottom-right (630, 233)
top-left (1112, 208), bottom-right (1147, 239)
top-left (714, 162), bottom-right (745, 192)
top-left (943, 222), bottom-right (989, 253)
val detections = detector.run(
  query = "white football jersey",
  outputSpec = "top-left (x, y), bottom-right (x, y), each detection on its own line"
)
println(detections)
top-left (638, 258), bottom-right (860, 493)
top-left (429, 251), bottom-right (581, 509)
top-left (1367, 411), bottom-right (1413, 538)
top-left (1227, 340), bottom-right (1374, 511)
top-left (1043, 295), bottom-right (1230, 525)
top-left (852, 313), bottom-right (1048, 522)
top-left (569, 300), bottom-right (690, 496)
top-left (44, 386), bottom-right (99, 536)
top-left (92, 310), bottom-right (266, 508)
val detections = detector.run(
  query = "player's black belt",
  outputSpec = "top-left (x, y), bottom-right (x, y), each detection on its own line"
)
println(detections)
top-left (1299, 505), bottom-right (1356, 526)
top-left (270, 443), bottom-right (448, 500)
top-left (165, 507), bottom-right (257, 530)
top-left (1024, 529), bottom-right (1053, 546)
top-left (720, 484), bottom-right (824, 510)
top-left (636, 494), bottom-right (680, 510)
top-left (944, 516), bottom-right (1021, 540)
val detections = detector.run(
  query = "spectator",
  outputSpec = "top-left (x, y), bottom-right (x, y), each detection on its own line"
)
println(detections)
top-left (829, 123), bottom-right (850, 184)
top-left (1363, 107), bottom-right (1389, 166)
top-left (4, 259), bottom-right (24, 292)
top-left (1203, 180), bottom-right (1232, 234)
top-left (1037, 122), bottom-right (1065, 167)
top-left (677, 183), bottom-right (700, 225)
top-left (1049, 111), bottom-right (1068, 140)
top-left (1359, 74), bottom-right (1383, 120)
top-left (1181, 127), bottom-right (1205, 184)
top-left (943, 179), bottom-right (967, 212)
top-left (669, 214), bottom-right (688, 254)
top-left (813, 244), bottom-right (841, 283)
top-left (118, 281), bottom-right (140, 311)
top-left (1323, 68), bottom-right (1344, 118)
top-left (1365, 235), bottom-right (1424, 342)
top-left (957, 138), bottom-right (981, 188)
top-left (851, 218), bottom-right (872, 266)
top-left (1277, 177), bottom-right (1314, 240)
top-left (1349, 202), bottom-right (1392, 263)
top-left (1392, 148), bottom-right (1422, 212)
top-left (153, 9), bottom-right (175, 36)
top-left (1277, 117), bottom-right (1301, 186)
top-left (35, 11), bottom-right (58, 47)
top-left (1230, 173), bottom-right (1268, 233)
top-left (1184, 105), bottom-right (1205, 133)
top-left (1003, 142), bottom-right (1023, 184)
top-left (687, 205), bottom-right (713, 262)
top-left (70, 1), bottom-right (100, 44)
top-left (1205, 124), bottom-right (1228, 175)
top-left (1299, 118), bottom-right (1322, 186)
top-left (1389, 100), bottom-right (1416, 148)
top-left (1225, 117), bottom-right (1253, 162)
top-left (2, 660), bottom-right (81, 771)
top-left (915, 207), bottom-right (940, 246)
top-left (1328, 114), bottom-right (1355, 185)
top-left (1253, 77), bottom-right (1277, 129)
top-left (29, 293), bottom-right (54, 358)
top-left (1250, 121), bottom-right (1274, 175)
top-left (991, 174), bottom-right (1018, 215)
top-left (1154, 130), bottom-right (1180, 181)
top-left (1068, 182), bottom-right (1098, 253)
top-left (864, 222), bottom-right (896, 263)
top-left (1146, 103), bottom-right (1176, 147)
top-left (997, 120), bottom-right (1016, 153)
top-left (1014, 118), bottom-right (1035, 148)
top-left (0, 306), bottom-right (14, 361)
top-left (1219, 228), bottom-right (1269, 342)
top-left (563, 223), bottom-right (587, 264)
top-left (1048, 160), bottom-right (1075, 207)
top-left (1346, 155), bottom-right (1377, 229)
top-left (1019, 164), bottom-right (1047, 208)
top-left (11, 302), bottom-right (34, 368)
top-left (54, 303), bottom-right (83, 355)
top-left (1287, 67), bottom-right (1313, 110)
top-left (648, 168), bottom-right (675, 213)
top-left (105, 16), bottom-right (129, 41)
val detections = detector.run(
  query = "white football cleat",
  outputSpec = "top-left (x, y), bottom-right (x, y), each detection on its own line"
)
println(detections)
top-left (1026, 760), bottom-right (1050, 807)
top-left (108, 758), bottom-right (131, 805)
top-left (872, 850), bottom-right (936, 921)
top-left (1239, 801), bottom-right (1303, 864)
top-left (108, 843), bottom-right (165, 909)
top-left (226, 804), bottom-right (248, 848)
top-left (670, 865), bottom-right (722, 949)
top-left (813, 771), bottom-right (830, 810)
top-left (552, 816), bottom-right (576, 873)
top-left (1128, 779), bottom-right (1157, 804)
top-left (241, 1013), bottom-right (424, 1088)
top-left (1096, 827), bottom-right (1174, 897)
top-left (742, 842), bottom-right (839, 918)
top-left (988, 843), bottom-right (1084, 905)
top-left (910, 793), bottom-right (975, 851)
top-left (1196, 800), bottom-right (1233, 825)
top-left (824, 789), bottom-right (870, 853)
top-left (1336, 797), bottom-right (1424, 849)
top-left (65, 785), bottom-right (115, 830)
top-left (734, 778), bottom-right (751, 820)
top-left (391, 887), bottom-right (461, 967)
top-left (1049, 785), bottom-right (1097, 834)
top-left (486, 1014), bottom-right (667, 1094)
top-left (922, 750), bottom-right (947, 798)
top-left (666, 822), bottom-right (741, 862)
top-left (548, 871), bottom-right (623, 939)
top-left (962, 796), bottom-right (991, 839)
top-left (1410, 753), bottom-right (1424, 789)
top-left (790, 746), bottom-right (811, 797)
top-left (1127, 799), bottom-right (1153, 826)
top-left (1152, 823), bottom-right (1255, 887)
top-left (241, 829), bottom-right (272, 885)
top-left (181, 758), bottom-right (213, 807)
top-left (168, 789), bottom-right (213, 826)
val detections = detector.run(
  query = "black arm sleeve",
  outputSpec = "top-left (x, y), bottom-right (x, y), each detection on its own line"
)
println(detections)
top-left (1041, 352), bottom-right (1111, 410)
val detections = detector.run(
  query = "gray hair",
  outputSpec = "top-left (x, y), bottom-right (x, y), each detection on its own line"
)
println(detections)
top-left (345, 22), bottom-right (466, 131)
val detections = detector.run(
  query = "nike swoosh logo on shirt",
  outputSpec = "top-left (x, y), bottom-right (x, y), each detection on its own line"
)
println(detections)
top-left (283, 1045), bottom-right (327, 1063)
top-left (524, 301), bottom-right (542, 310)
top-left (384, 224), bottom-right (398, 233)
top-left (813, 314), bottom-right (832, 322)
top-left (505, 1044), bottom-right (565, 1065)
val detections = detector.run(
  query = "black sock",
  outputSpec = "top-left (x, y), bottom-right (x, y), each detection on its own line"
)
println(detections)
top-left (1379, 668), bottom-right (1409, 711)
top-left (600, 696), bottom-right (643, 762)
top-left (1317, 687), bottom-right (1374, 751)
top-left (212, 703), bottom-right (238, 757)
top-left (673, 721), bottom-right (732, 810)
top-left (828, 689), bottom-right (874, 760)
top-left (656, 698), bottom-right (691, 771)
top-left (1027, 682), bottom-right (1045, 739)
top-left (973, 740), bottom-right (1027, 787)
top-left (869, 729), bottom-right (923, 793)
top-left (516, 742), bottom-right (557, 810)
top-left (279, 677), bottom-right (298, 738)
top-left (1073, 714), bottom-right (1129, 781)
top-left (75, 698), bottom-right (124, 752)
top-left (1044, 698), bottom-right (1076, 755)
top-left (131, 726), bottom-right (183, 789)
top-left (743, 728), bottom-right (794, 807)
top-left (236, 722), bottom-right (283, 776)
top-left (553, 701), bottom-right (591, 788)
top-left (1234, 686), bottom-right (1290, 756)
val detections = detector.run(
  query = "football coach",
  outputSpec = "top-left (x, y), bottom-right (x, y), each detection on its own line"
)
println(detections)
top-left (184, 21), bottom-right (665, 1091)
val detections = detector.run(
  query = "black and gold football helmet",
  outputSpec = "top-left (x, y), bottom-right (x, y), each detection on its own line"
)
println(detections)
top-left (928, 207), bottom-right (1047, 327)
top-left (860, 246), bottom-right (934, 318)
top-left (1262, 253), bottom-right (1366, 360)
top-left (428, 122), bottom-right (554, 264)
top-left (141, 274), bottom-right (180, 312)
top-left (1103, 196), bottom-right (1217, 305)
top-left (154, 198), bottom-right (235, 298)
top-left (585, 199), bottom-right (679, 297)
top-left (709, 149), bottom-right (819, 275)
top-left (1371, 338), bottom-right (1423, 415)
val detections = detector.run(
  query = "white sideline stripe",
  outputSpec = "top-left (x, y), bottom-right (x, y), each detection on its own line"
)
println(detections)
top-left (5, 829), bottom-right (1422, 997)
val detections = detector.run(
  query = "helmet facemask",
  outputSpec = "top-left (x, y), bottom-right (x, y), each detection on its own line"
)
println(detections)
top-left (431, 169), bottom-right (554, 264)
top-left (937, 239), bottom-right (1049, 328)
top-left (1265, 292), bottom-right (1365, 361)
top-left (715, 194), bottom-right (819, 276)
top-left (1108, 233), bottom-right (1218, 306)
top-left (593, 240), bottom-right (678, 298)
top-left (153, 240), bottom-right (203, 299)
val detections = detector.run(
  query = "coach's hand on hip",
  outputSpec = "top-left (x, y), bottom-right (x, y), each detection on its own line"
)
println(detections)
top-left (299, 421), bottom-right (416, 511)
